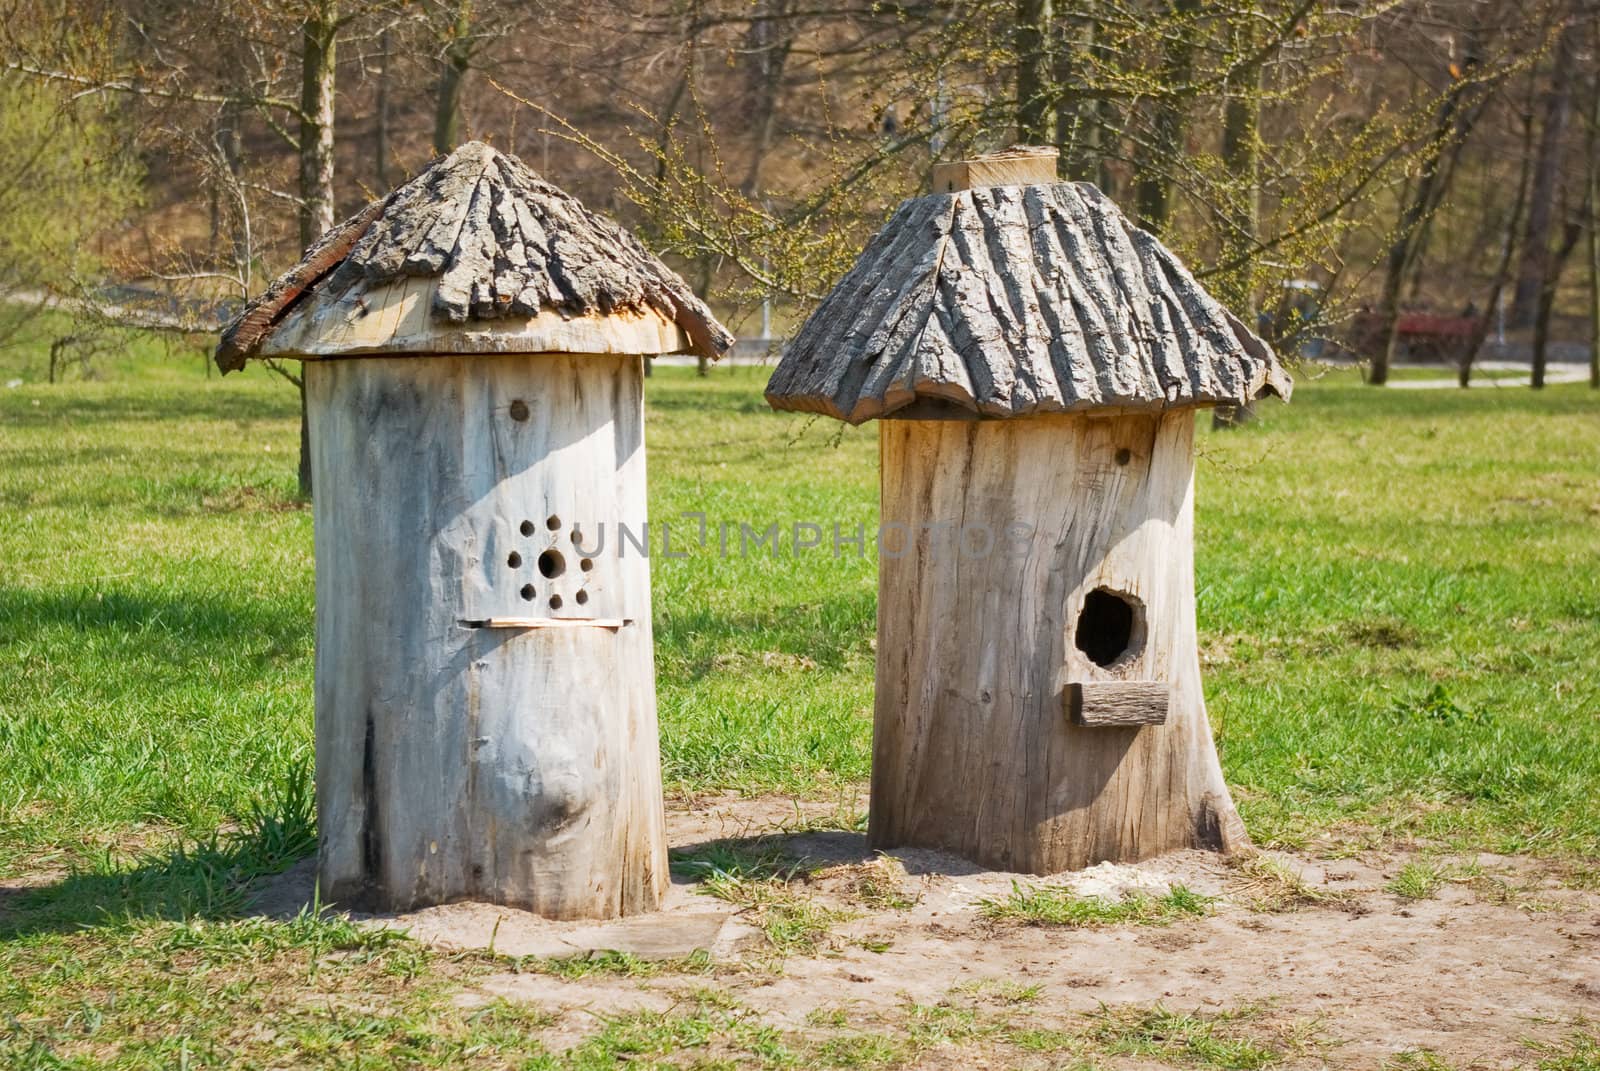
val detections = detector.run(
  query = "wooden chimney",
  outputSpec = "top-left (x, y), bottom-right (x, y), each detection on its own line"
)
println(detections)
top-left (216, 141), bottom-right (733, 918)
top-left (766, 147), bottom-right (1290, 874)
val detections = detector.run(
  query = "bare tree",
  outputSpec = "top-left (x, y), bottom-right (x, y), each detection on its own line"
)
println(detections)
top-left (1509, 15), bottom-right (1579, 330)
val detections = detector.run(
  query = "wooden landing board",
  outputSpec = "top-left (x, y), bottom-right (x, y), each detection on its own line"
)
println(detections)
top-left (459, 617), bottom-right (633, 631)
top-left (1066, 681), bottom-right (1170, 727)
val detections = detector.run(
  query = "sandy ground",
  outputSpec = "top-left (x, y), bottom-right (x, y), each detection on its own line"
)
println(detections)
top-left (251, 794), bottom-right (1600, 1069)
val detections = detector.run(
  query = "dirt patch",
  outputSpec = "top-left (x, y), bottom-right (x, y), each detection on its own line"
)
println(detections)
top-left (252, 794), bottom-right (1600, 1068)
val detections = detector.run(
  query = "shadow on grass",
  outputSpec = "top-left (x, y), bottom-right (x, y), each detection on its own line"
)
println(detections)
top-left (0, 765), bottom-right (316, 941)
top-left (0, 587), bottom-right (311, 669)
top-left (656, 592), bottom-right (876, 681)
top-left (670, 827), bottom-right (988, 882)
top-left (0, 387), bottom-right (297, 429)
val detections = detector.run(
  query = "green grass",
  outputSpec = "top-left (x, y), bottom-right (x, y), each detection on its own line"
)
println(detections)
top-left (3, 351), bottom-right (1599, 870)
top-left (1085, 1003), bottom-right (1283, 1070)
top-left (2, 339), bottom-right (1600, 1064)
top-left (1386, 860), bottom-right (1448, 901)
top-left (979, 881), bottom-right (1213, 927)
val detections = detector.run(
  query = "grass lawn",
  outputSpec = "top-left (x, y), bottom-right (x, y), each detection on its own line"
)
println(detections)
top-left (1, 337), bottom-right (1598, 1066)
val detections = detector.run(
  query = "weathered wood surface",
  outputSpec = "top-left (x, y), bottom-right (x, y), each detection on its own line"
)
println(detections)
top-left (308, 352), bottom-right (667, 918)
top-left (766, 181), bottom-right (1290, 423)
top-left (464, 617), bottom-right (633, 630)
top-left (260, 275), bottom-right (689, 359)
top-left (1068, 681), bottom-right (1171, 727)
top-left (217, 141), bottom-right (732, 369)
top-left (871, 410), bottom-right (1249, 873)
top-left (930, 146), bottom-right (1059, 193)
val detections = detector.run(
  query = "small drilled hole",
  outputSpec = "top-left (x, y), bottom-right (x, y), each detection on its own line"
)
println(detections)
top-left (507, 551), bottom-right (523, 569)
top-left (508, 399), bottom-right (530, 422)
top-left (1115, 448), bottom-right (1132, 466)
top-left (545, 515), bottom-right (561, 531)
top-left (575, 590), bottom-right (588, 605)
top-left (519, 584), bottom-right (536, 601)
top-left (579, 558), bottom-right (594, 572)
top-left (570, 526), bottom-right (583, 545)
top-left (519, 520), bottom-right (535, 537)
top-left (548, 593), bottom-right (563, 610)
top-left (538, 548), bottom-right (566, 578)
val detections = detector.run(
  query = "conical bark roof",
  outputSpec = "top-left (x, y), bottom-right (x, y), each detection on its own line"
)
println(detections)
top-left (216, 141), bottom-right (732, 370)
top-left (766, 182), bottom-right (1290, 423)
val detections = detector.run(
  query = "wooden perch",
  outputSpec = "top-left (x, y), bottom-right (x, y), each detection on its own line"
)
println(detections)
top-left (460, 617), bottom-right (632, 630)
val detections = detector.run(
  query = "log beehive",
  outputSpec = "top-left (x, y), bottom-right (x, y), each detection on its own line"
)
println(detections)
top-left (768, 148), bottom-right (1290, 873)
top-left (216, 141), bottom-right (732, 917)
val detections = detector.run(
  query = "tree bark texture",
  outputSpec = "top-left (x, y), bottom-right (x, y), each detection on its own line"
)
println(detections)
top-left (1511, 22), bottom-right (1578, 330)
top-left (307, 352), bottom-right (668, 918)
top-left (1531, 215), bottom-right (1583, 388)
top-left (1016, 0), bottom-right (1054, 145)
top-left (298, 2), bottom-right (338, 252)
top-left (1133, 0), bottom-right (1198, 234)
top-left (742, 0), bottom-right (794, 195)
top-left (870, 410), bottom-right (1249, 873)
top-left (1463, 87), bottom-right (1538, 387)
top-left (1372, 41), bottom-right (1484, 386)
top-left (376, 26), bottom-right (393, 188)
top-left (1212, 7), bottom-right (1262, 430)
top-left (767, 182), bottom-right (1290, 424)
top-left (217, 142), bottom-right (733, 371)
top-left (433, 1), bottom-right (473, 155)
top-left (1590, 110), bottom-right (1600, 390)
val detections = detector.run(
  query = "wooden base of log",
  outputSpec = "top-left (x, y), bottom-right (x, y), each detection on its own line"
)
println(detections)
top-left (870, 410), bottom-right (1249, 874)
top-left (307, 353), bottom-right (668, 918)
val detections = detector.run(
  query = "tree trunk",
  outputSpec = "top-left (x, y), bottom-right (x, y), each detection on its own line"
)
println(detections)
top-left (1372, 37), bottom-right (1483, 386)
top-left (1133, 0), bottom-right (1198, 234)
top-left (1590, 145), bottom-right (1600, 389)
top-left (375, 26), bottom-right (392, 187)
top-left (297, 381), bottom-right (312, 498)
top-left (871, 411), bottom-right (1248, 873)
top-left (1052, 16), bottom-right (1079, 170)
top-left (298, 3), bottom-right (337, 252)
top-left (433, 1), bottom-right (473, 155)
top-left (741, 0), bottom-right (793, 195)
top-left (1587, 63), bottom-right (1599, 390)
top-left (1016, 0), bottom-right (1054, 144)
top-left (1531, 215), bottom-right (1584, 388)
top-left (1065, 15), bottom-right (1119, 196)
top-left (307, 352), bottom-right (668, 918)
top-left (297, 0), bottom-right (338, 499)
top-left (1510, 22), bottom-right (1578, 330)
top-left (1462, 74), bottom-right (1540, 387)
top-left (696, 255), bottom-right (715, 377)
top-left (1212, 8), bottom-right (1261, 430)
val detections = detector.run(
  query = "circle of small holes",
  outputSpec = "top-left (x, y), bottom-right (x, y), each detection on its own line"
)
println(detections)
top-left (511, 514), bottom-right (591, 610)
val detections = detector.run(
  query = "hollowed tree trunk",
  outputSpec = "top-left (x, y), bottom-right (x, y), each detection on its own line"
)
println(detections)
top-left (870, 409), bottom-right (1247, 873)
top-left (307, 353), bottom-right (667, 918)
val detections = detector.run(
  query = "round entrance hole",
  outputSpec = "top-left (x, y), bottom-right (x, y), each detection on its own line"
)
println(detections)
top-left (538, 548), bottom-right (566, 579)
top-left (1074, 588), bottom-right (1143, 668)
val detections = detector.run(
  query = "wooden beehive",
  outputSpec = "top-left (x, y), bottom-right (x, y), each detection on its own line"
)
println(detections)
top-left (766, 149), bottom-right (1291, 874)
top-left (216, 141), bottom-right (733, 918)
